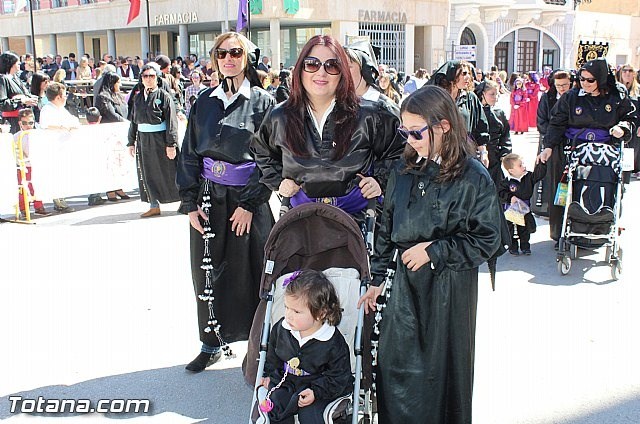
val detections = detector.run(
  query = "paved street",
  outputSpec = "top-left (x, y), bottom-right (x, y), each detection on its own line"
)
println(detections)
top-left (1, 130), bottom-right (640, 423)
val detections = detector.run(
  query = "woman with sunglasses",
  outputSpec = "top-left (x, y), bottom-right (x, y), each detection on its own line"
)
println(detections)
top-left (127, 63), bottom-right (180, 217)
top-left (538, 59), bottom-right (635, 247)
top-left (617, 64), bottom-right (640, 178)
top-left (357, 85), bottom-right (505, 424)
top-left (251, 35), bottom-right (404, 219)
top-left (176, 32), bottom-right (276, 373)
top-left (426, 60), bottom-right (490, 167)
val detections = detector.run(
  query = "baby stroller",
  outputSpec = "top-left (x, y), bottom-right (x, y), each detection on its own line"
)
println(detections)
top-left (556, 133), bottom-right (624, 279)
top-left (245, 202), bottom-right (375, 424)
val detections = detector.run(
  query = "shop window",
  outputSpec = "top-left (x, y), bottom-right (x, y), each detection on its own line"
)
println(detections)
top-left (359, 23), bottom-right (406, 73)
top-left (517, 40), bottom-right (537, 72)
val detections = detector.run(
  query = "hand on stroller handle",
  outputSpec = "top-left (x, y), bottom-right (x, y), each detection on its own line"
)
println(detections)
top-left (357, 285), bottom-right (383, 314)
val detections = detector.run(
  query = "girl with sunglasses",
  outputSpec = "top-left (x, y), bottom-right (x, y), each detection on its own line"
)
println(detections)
top-left (426, 60), bottom-right (490, 167)
top-left (176, 32), bottom-right (276, 373)
top-left (357, 85), bottom-right (505, 424)
top-left (538, 58), bottom-right (635, 246)
top-left (616, 64), bottom-right (640, 178)
top-left (251, 35), bottom-right (404, 219)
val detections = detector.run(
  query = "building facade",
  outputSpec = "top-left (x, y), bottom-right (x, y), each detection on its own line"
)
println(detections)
top-left (0, 0), bottom-right (449, 74)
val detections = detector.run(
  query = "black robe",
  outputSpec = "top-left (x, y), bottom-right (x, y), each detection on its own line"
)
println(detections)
top-left (95, 93), bottom-right (128, 123)
top-left (457, 90), bottom-right (490, 147)
top-left (0, 73), bottom-right (33, 133)
top-left (544, 86), bottom-right (636, 240)
top-left (263, 318), bottom-right (353, 421)
top-left (250, 100), bottom-right (404, 205)
top-left (127, 88), bottom-right (180, 204)
top-left (532, 91), bottom-right (559, 217)
top-left (371, 159), bottom-right (504, 424)
top-left (176, 85), bottom-right (275, 346)
top-left (482, 104), bottom-right (512, 185)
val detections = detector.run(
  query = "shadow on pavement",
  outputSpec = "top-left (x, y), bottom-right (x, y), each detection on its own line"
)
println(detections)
top-left (0, 365), bottom-right (252, 422)
top-left (559, 395), bottom-right (640, 424)
top-left (72, 211), bottom-right (180, 226)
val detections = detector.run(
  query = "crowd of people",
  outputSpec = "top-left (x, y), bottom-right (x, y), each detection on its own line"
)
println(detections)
top-left (2, 33), bottom-right (640, 423)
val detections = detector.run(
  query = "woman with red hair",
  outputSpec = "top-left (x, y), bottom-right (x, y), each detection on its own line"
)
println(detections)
top-left (252, 35), bottom-right (404, 218)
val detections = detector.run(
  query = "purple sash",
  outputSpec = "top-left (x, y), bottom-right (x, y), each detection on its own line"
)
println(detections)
top-left (291, 186), bottom-right (368, 215)
top-left (514, 94), bottom-right (523, 102)
top-left (201, 157), bottom-right (255, 186)
top-left (565, 128), bottom-right (611, 143)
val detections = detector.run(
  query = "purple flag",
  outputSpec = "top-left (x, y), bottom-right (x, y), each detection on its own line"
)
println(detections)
top-left (237, 0), bottom-right (248, 32)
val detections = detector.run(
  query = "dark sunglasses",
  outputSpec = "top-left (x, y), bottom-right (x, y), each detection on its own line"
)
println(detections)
top-left (20, 121), bottom-right (35, 125)
top-left (579, 77), bottom-right (597, 83)
top-left (214, 48), bottom-right (244, 59)
top-left (622, 68), bottom-right (634, 73)
top-left (302, 57), bottom-right (341, 75)
top-left (141, 74), bottom-right (157, 79)
top-left (397, 124), bottom-right (430, 141)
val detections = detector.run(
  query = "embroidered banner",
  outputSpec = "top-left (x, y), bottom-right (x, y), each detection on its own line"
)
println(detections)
top-left (576, 41), bottom-right (609, 70)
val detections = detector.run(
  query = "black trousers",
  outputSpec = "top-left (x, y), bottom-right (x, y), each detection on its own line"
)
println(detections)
top-left (508, 221), bottom-right (531, 251)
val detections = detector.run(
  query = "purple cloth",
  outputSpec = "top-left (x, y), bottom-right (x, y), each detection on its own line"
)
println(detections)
top-left (237, 0), bottom-right (248, 32)
top-left (291, 186), bottom-right (368, 215)
top-left (565, 127), bottom-right (611, 143)
top-left (201, 157), bottom-right (255, 186)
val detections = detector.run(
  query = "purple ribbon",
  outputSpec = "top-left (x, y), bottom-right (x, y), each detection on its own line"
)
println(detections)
top-left (290, 186), bottom-right (369, 215)
top-left (283, 361), bottom-right (310, 377)
top-left (565, 128), bottom-right (611, 143)
top-left (201, 157), bottom-right (255, 186)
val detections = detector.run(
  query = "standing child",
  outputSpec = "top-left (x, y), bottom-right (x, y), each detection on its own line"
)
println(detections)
top-left (525, 72), bottom-right (541, 128)
top-left (498, 153), bottom-right (547, 255)
top-left (260, 269), bottom-right (353, 424)
top-left (509, 77), bottom-right (529, 134)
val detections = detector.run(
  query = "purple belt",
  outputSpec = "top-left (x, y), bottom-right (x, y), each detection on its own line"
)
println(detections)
top-left (201, 157), bottom-right (255, 186)
top-left (291, 185), bottom-right (368, 215)
top-left (514, 95), bottom-right (523, 102)
top-left (565, 128), bottom-right (611, 143)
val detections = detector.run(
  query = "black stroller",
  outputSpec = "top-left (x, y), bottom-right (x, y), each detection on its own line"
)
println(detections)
top-left (556, 135), bottom-right (624, 279)
top-left (244, 202), bottom-right (375, 424)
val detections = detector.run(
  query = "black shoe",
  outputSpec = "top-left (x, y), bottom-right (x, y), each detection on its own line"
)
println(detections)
top-left (88, 196), bottom-right (106, 206)
top-left (522, 249), bottom-right (532, 255)
top-left (185, 351), bottom-right (222, 373)
top-left (509, 249), bottom-right (519, 256)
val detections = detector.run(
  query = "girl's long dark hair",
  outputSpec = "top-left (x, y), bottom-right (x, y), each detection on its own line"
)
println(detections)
top-left (400, 86), bottom-right (474, 183)
top-left (30, 71), bottom-right (50, 97)
top-left (283, 35), bottom-right (359, 160)
top-left (285, 269), bottom-right (342, 326)
top-left (99, 72), bottom-right (124, 104)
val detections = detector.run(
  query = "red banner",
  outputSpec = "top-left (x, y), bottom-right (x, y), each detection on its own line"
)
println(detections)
top-left (127, 0), bottom-right (140, 25)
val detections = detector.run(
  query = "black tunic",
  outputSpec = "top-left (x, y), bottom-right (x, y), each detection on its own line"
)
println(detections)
top-left (251, 100), bottom-right (404, 202)
top-left (544, 86), bottom-right (636, 240)
top-left (371, 159), bottom-right (504, 424)
top-left (95, 93), bottom-right (128, 123)
top-left (482, 104), bottom-right (512, 185)
top-left (176, 85), bottom-right (275, 345)
top-left (127, 88), bottom-right (180, 204)
top-left (457, 90), bottom-right (490, 147)
top-left (264, 318), bottom-right (353, 421)
top-left (0, 73), bottom-right (33, 133)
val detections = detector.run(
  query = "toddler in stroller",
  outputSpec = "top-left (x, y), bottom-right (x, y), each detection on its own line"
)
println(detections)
top-left (557, 138), bottom-right (624, 278)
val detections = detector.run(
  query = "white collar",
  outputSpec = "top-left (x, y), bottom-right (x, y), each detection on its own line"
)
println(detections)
top-left (282, 319), bottom-right (335, 347)
top-left (503, 169), bottom-right (528, 181)
top-left (210, 77), bottom-right (251, 109)
top-left (306, 99), bottom-right (336, 139)
top-left (361, 86), bottom-right (380, 102)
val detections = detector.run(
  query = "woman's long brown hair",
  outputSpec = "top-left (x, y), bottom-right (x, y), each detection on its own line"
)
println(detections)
top-left (283, 35), bottom-right (359, 159)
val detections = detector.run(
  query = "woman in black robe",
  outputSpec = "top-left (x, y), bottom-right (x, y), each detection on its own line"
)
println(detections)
top-left (426, 60), bottom-right (490, 168)
top-left (0, 52), bottom-right (38, 133)
top-left (538, 59), bottom-right (635, 246)
top-left (127, 64), bottom-right (180, 217)
top-left (251, 35), bottom-right (404, 220)
top-left (358, 86), bottom-right (505, 424)
top-left (176, 32), bottom-right (275, 373)
top-left (474, 79), bottom-right (512, 185)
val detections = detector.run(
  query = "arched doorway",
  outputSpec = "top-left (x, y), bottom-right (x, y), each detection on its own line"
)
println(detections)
top-left (460, 27), bottom-right (477, 68)
top-left (493, 27), bottom-right (561, 73)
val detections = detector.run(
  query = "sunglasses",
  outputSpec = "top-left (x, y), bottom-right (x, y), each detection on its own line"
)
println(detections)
top-left (622, 68), bottom-right (634, 73)
top-left (141, 74), bottom-right (156, 79)
top-left (397, 124), bottom-right (430, 141)
top-left (20, 121), bottom-right (35, 125)
top-left (302, 57), bottom-right (341, 75)
top-left (579, 77), bottom-right (597, 83)
top-left (214, 48), bottom-right (244, 59)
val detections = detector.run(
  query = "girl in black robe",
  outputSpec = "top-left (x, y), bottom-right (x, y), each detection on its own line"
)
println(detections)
top-left (127, 64), bottom-right (180, 217)
top-left (1, 52), bottom-right (39, 133)
top-left (176, 32), bottom-right (275, 372)
top-left (358, 86), bottom-right (505, 424)
top-left (251, 35), bottom-right (404, 220)
top-left (474, 80), bottom-right (512, 185)
top-left (539, 59), bottom-right (636, 245)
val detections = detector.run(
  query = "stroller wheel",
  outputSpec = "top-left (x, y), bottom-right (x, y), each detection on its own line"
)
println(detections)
top-left (610, 247), bottom-right (623, 280)
top-left (558, 256), bottom-right (571, 275)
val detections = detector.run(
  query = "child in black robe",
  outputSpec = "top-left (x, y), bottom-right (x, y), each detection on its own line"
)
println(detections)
top-left (259, 270), bottom-right (353, 424)
top-left (498, 153), bottom-right (547, 255)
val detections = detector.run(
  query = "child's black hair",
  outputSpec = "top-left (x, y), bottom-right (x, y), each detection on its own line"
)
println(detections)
top-left (85, 107), bottom-right (101, 123)
top-left (284, 269), bottom-right (342, 326)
